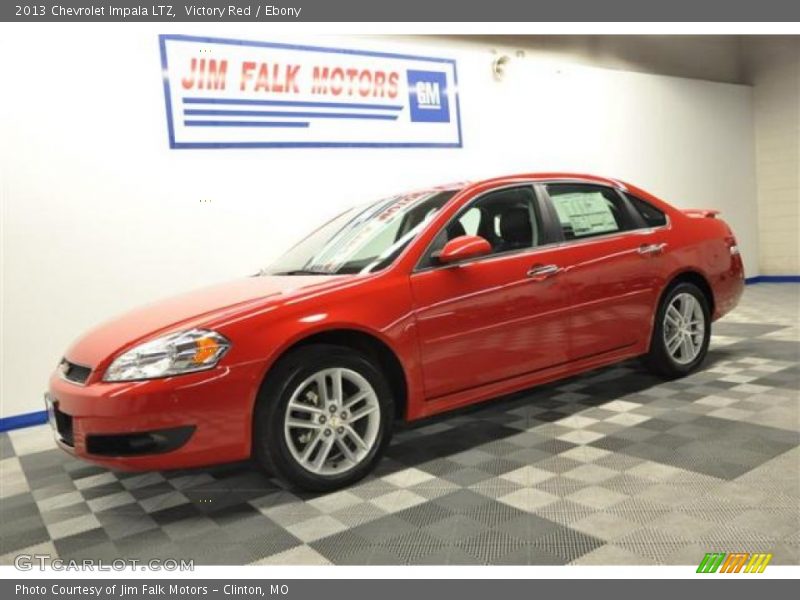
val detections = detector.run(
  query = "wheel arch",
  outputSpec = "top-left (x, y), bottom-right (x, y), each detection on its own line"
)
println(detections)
top-left (662, 269), bottom-right (716, 317)
top-left (256, 328), bottom-right (409, 422)
top-left (644, 269), bottom-right (716, 355)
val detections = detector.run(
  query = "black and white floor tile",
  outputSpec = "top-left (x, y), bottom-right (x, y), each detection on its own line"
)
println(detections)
top-left (1, 284), bottom-right (798, 565)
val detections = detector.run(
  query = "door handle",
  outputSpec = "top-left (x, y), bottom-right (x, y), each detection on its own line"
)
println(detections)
top-left (527, 264), bottom-right (561, 280)
top-left (638, 242), bottom-right (667, 256)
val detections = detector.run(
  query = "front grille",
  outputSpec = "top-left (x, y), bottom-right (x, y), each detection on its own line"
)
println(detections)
top-left (53, 404), bottom-right (74, 447)
top-left (60, 359), bottom-right (91, 384)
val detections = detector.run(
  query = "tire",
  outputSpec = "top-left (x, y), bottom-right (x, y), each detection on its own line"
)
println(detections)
top-left (644, 282), bottom-right (711, 378)
top-left (253, 344), bottom-right (394, 492)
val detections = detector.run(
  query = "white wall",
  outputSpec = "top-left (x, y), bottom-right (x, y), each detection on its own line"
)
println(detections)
top-left (445, 35), bottom-right (747, 84)
top-left (0, 25), bottom-right (758, 418)
top-left (744, 37), bottom-right (800, 276)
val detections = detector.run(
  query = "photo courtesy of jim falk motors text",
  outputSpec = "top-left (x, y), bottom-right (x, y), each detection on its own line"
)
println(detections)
top-left (14, 583), bottom-right (290, 597)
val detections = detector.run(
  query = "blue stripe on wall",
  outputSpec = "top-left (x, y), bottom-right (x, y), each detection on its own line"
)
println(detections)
top-left (0, 410), bottom-right (47, 433)
top-left (745, 275), bottom-right (800, 284)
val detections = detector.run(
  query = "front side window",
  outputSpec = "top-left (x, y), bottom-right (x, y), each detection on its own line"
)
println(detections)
top-left (423, 186), bottom-right (543, 267)
top-left (265, 190), bottom-right (457, 275)
top-left (546, 184), bottom-right (634, 240)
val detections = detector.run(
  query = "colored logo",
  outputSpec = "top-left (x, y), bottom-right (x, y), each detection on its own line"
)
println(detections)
top-left (696, 552), bottom-right (772, 573)
top-left (407, 70), bottom-right (450, 123)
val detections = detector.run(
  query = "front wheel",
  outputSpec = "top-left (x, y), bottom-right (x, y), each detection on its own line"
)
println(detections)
top-left (644, 282), bottom-right (711, 378)
top-left (253, 344), bottom-right (394, 492)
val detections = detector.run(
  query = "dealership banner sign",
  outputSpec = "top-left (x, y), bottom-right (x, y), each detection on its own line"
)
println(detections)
top-left (159, 35), bottom-right (462, 149)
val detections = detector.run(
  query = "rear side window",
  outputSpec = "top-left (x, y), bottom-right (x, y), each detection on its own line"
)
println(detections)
top-left (626, 194), bottom-right (668, 228)
top-left (546, 184), bottom-right (633, 240)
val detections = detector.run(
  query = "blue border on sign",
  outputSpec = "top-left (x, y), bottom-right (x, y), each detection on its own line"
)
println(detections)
top-left (159, 34), bottom-right (463, 149)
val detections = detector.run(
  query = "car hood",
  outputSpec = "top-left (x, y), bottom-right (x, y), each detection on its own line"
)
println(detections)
top-left (65, 274), bottom-right (351, 367)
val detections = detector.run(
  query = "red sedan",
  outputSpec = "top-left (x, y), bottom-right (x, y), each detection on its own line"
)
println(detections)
top-left (47, 173), bottom-right (744, 491)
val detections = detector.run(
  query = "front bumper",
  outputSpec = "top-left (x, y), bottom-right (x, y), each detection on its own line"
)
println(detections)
top-left (46, 361), bottom-right (265, 470)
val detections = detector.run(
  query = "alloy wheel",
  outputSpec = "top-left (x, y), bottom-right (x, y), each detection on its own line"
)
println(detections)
top-left (283, 367), bottom-right (381, 476)
top-left (663, 292), bottom-right (706, 365)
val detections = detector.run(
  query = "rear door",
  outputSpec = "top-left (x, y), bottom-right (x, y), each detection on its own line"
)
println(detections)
top-left (541, 183), bottom-right (668, 360)
top-left (410, 185), bottom-right (572, 400)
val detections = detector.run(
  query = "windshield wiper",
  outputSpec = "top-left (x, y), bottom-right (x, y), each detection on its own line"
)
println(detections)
top-left (271, 269), bottom-right (336, 276)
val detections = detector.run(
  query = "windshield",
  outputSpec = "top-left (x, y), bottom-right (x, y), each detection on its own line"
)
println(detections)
top-left (264, 190), bottom-right (458, 276)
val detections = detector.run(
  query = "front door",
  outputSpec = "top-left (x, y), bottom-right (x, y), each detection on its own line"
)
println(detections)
top-left (410, 185), bottom-right (572, 400)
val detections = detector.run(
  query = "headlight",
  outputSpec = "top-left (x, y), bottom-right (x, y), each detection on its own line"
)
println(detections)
top-left (103, 329), bottom-right (230, 382)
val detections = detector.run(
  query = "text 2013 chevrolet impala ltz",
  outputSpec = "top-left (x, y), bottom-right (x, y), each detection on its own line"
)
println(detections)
top-left (48, 173), bottom-right (744, 491)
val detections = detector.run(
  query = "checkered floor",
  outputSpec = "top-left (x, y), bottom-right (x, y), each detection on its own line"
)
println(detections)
top-left (2, 284), bottom-right (798, 566)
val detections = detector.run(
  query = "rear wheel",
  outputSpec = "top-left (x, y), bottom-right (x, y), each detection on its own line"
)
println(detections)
top-left (253, 344), bottom-right (394, 492)
top-left (644, 282), bottom-right (711, 378)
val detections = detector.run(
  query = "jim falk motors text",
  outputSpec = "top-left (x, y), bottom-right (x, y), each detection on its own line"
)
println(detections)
top-left (181, 57), bottom-right (401, 99)
top-left (16, 584), bottom-right (289, 597)
top-left (124, 584), bottom-right (290, 596)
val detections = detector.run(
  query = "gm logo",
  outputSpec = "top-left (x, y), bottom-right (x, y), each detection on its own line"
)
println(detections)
top-left (407, 70), bottom-right (450, 123)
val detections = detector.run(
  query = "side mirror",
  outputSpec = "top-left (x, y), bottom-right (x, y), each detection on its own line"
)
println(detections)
top-left (434, 235), bottom-right (492, 265)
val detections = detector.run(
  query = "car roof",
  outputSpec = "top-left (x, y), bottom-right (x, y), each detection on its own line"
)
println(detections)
top-left (407, 172), bottom-right (678, 219)
top-left (429, 172), bottom-right (629, 194)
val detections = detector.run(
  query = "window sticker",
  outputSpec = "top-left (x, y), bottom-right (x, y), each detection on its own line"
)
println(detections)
top-left (310, 193), bottom-right (433, 272)
top-left (552, 192), bottom-right (619, 236)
